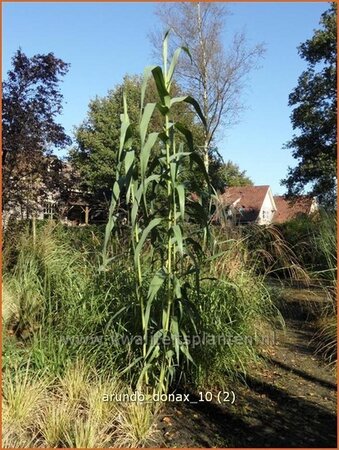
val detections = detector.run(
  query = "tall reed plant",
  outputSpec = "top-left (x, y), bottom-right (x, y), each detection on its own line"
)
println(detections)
top-left (102, 32), bottom-right (210, 394)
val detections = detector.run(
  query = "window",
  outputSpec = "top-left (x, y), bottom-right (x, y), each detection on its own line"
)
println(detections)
top-left (43, 201), bottom-right (56, 220)
top-left (262, 209), bottom-right (271, 221)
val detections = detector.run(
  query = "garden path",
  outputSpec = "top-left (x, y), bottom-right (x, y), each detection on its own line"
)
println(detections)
top-left (157, 290), bottom-right (337, 448)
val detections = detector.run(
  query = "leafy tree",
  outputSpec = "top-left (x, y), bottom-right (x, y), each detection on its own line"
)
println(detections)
top-left (282, 4), bottom-right (337, 206)
top-left (70, 74), bottom-right (205, 198)
top-left (210, 158), bottom-right (253, 191)
top-left (71, 74), bottom-right (253, 205)
top-left (150, 2), bottom-right (264, 173)
top-left (2, 49), bottom-right (71, 219)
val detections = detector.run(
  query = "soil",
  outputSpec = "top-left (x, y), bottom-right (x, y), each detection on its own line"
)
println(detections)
top-left (155, 288), bottom-right (337, 448)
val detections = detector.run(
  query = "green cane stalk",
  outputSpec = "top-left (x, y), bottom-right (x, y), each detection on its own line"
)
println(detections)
top-left (102, 31), bottom-right (211, 395)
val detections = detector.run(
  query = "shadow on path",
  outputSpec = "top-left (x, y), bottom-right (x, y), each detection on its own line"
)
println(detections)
top-left (262, 356), bottom-right (337, 391)
top-left (159, 374), bottom-right (336, 448)
top-left (159, 289), bottom-right (337, 447)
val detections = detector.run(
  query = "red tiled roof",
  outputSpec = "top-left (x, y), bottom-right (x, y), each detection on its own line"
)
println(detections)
top-left (219, 185), bottom-right (270, 223)
top-left (220, 185), bottom-right (270, 209)
top-left (272, 196), bottom-right (314, 223)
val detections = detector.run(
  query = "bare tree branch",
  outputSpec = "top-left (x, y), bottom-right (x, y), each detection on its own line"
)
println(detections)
top-left (149, 2), bottom-right (265, 173)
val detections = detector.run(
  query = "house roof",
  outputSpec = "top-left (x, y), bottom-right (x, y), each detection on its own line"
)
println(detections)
top-left (272, 196), bottom-right (314, 223)
top-left (220, 185), bottom-right (270, 208)
top-left (219, 185), bottom-right (272, 223)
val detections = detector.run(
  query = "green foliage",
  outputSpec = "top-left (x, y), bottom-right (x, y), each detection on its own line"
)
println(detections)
top-left (209, 157), bottom-right (253, 191)
top-left (70, 72), bottom-right (251, 201)
top-left (70, 74), bottom-right (205, 196)
top-left (312, 212), bottom-right (337, 364)
top-left (2, 50), bottom-right (71, 217)
top-left (3, 219), bottom-right (279, 393)
top-left (71, 76), bottom-right (141, 193)
top-left (3, 222), bottom-right (131, 375)
top-left (102, 32), bottom-right (211, 394)
top-left (282, 4), bottom-right (337, 205)
top-left (276, 211), bottom-right (336, 276)
top-left (192, 280), bottom-right (268, 385)
top-left (189, 233), bottom-right (280, 387)
top-left (313, 211), bottom-right (337, 285)
top-left (242, 223), bottom-right (310, 282)
top-left (313, 314), bottom-right (337, 365)
top-left (275, 216), bottom-right (318, 271)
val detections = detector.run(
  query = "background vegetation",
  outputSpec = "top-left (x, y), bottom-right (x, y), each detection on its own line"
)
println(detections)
top-left (3, 210), bottom-right (336, 446)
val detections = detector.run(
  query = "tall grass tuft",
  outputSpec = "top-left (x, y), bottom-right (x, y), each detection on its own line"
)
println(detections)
top-left (312, 212), bottom-right (337, 364)
top-left (2, 364), bottom-right (48, 447)
top-left (113, 399), bottom-right (159, 448)
top-left (2, 221), bottom-right (130, 376)
top-left (241, 223), bottom-right (311, 284)
top-left (190, 233), bottom-right (281, 387)
top-left (2, 361), bottom-right (158, 448)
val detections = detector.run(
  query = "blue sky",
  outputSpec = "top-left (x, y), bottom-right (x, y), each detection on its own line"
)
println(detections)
top-left (3, 2), bottom-right (329, 194)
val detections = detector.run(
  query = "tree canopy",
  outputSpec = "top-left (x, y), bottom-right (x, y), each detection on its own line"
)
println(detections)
top-left (282, 4), bottom-right (337, 206)
top-left (70, 75), bottom-right (206, 197)
top-left (209, 158), bottom-right (253, 191)
top-left (71, 75), bottom-right (252, 200)
top-left (2, 49), bottom-right (71, 218)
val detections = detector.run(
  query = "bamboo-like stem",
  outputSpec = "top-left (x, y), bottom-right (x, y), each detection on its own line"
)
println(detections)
top-left (159, 64), bottom-right (176, 393)
top-left (131, 183), bottom-right (146, 359)
top-left (164, 92), bottom-right (174, 338)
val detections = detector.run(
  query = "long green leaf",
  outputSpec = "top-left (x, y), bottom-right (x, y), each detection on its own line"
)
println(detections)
top-left (174, 122), bottom-right (194, 151)
top-left (172, 224), bottom-right (184, 255)
top-left (146, 330), bottom-right (163, 359)
top-left (152, 66), bottom-right (169, 103)
top-left (167, 47), bottom-right (182, 87)
top-left (176, 184), bottom-right (185, 220)
top-left (141, 66), bottom-right (154, 110)
top-left (134, 218), bottom-right (162, 266)
top-left (170, 316), bottom-right (180, 364)
top-left (184, 96), bottom-right (207, 127)
top-left (101, 176), bottom-right (124, 269)
top-left (147, 269), bottom-right (167, 305)
top-left (140, 103), bottom-right (156, 146)
top-left (163, 29), bottom-right (170, 79)
top-left (144, 270), bottom-right (167, 348)
top-left (190, 151), bottom-right (210, 186)
top-left (140, 132), bottom-right (158, 179)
